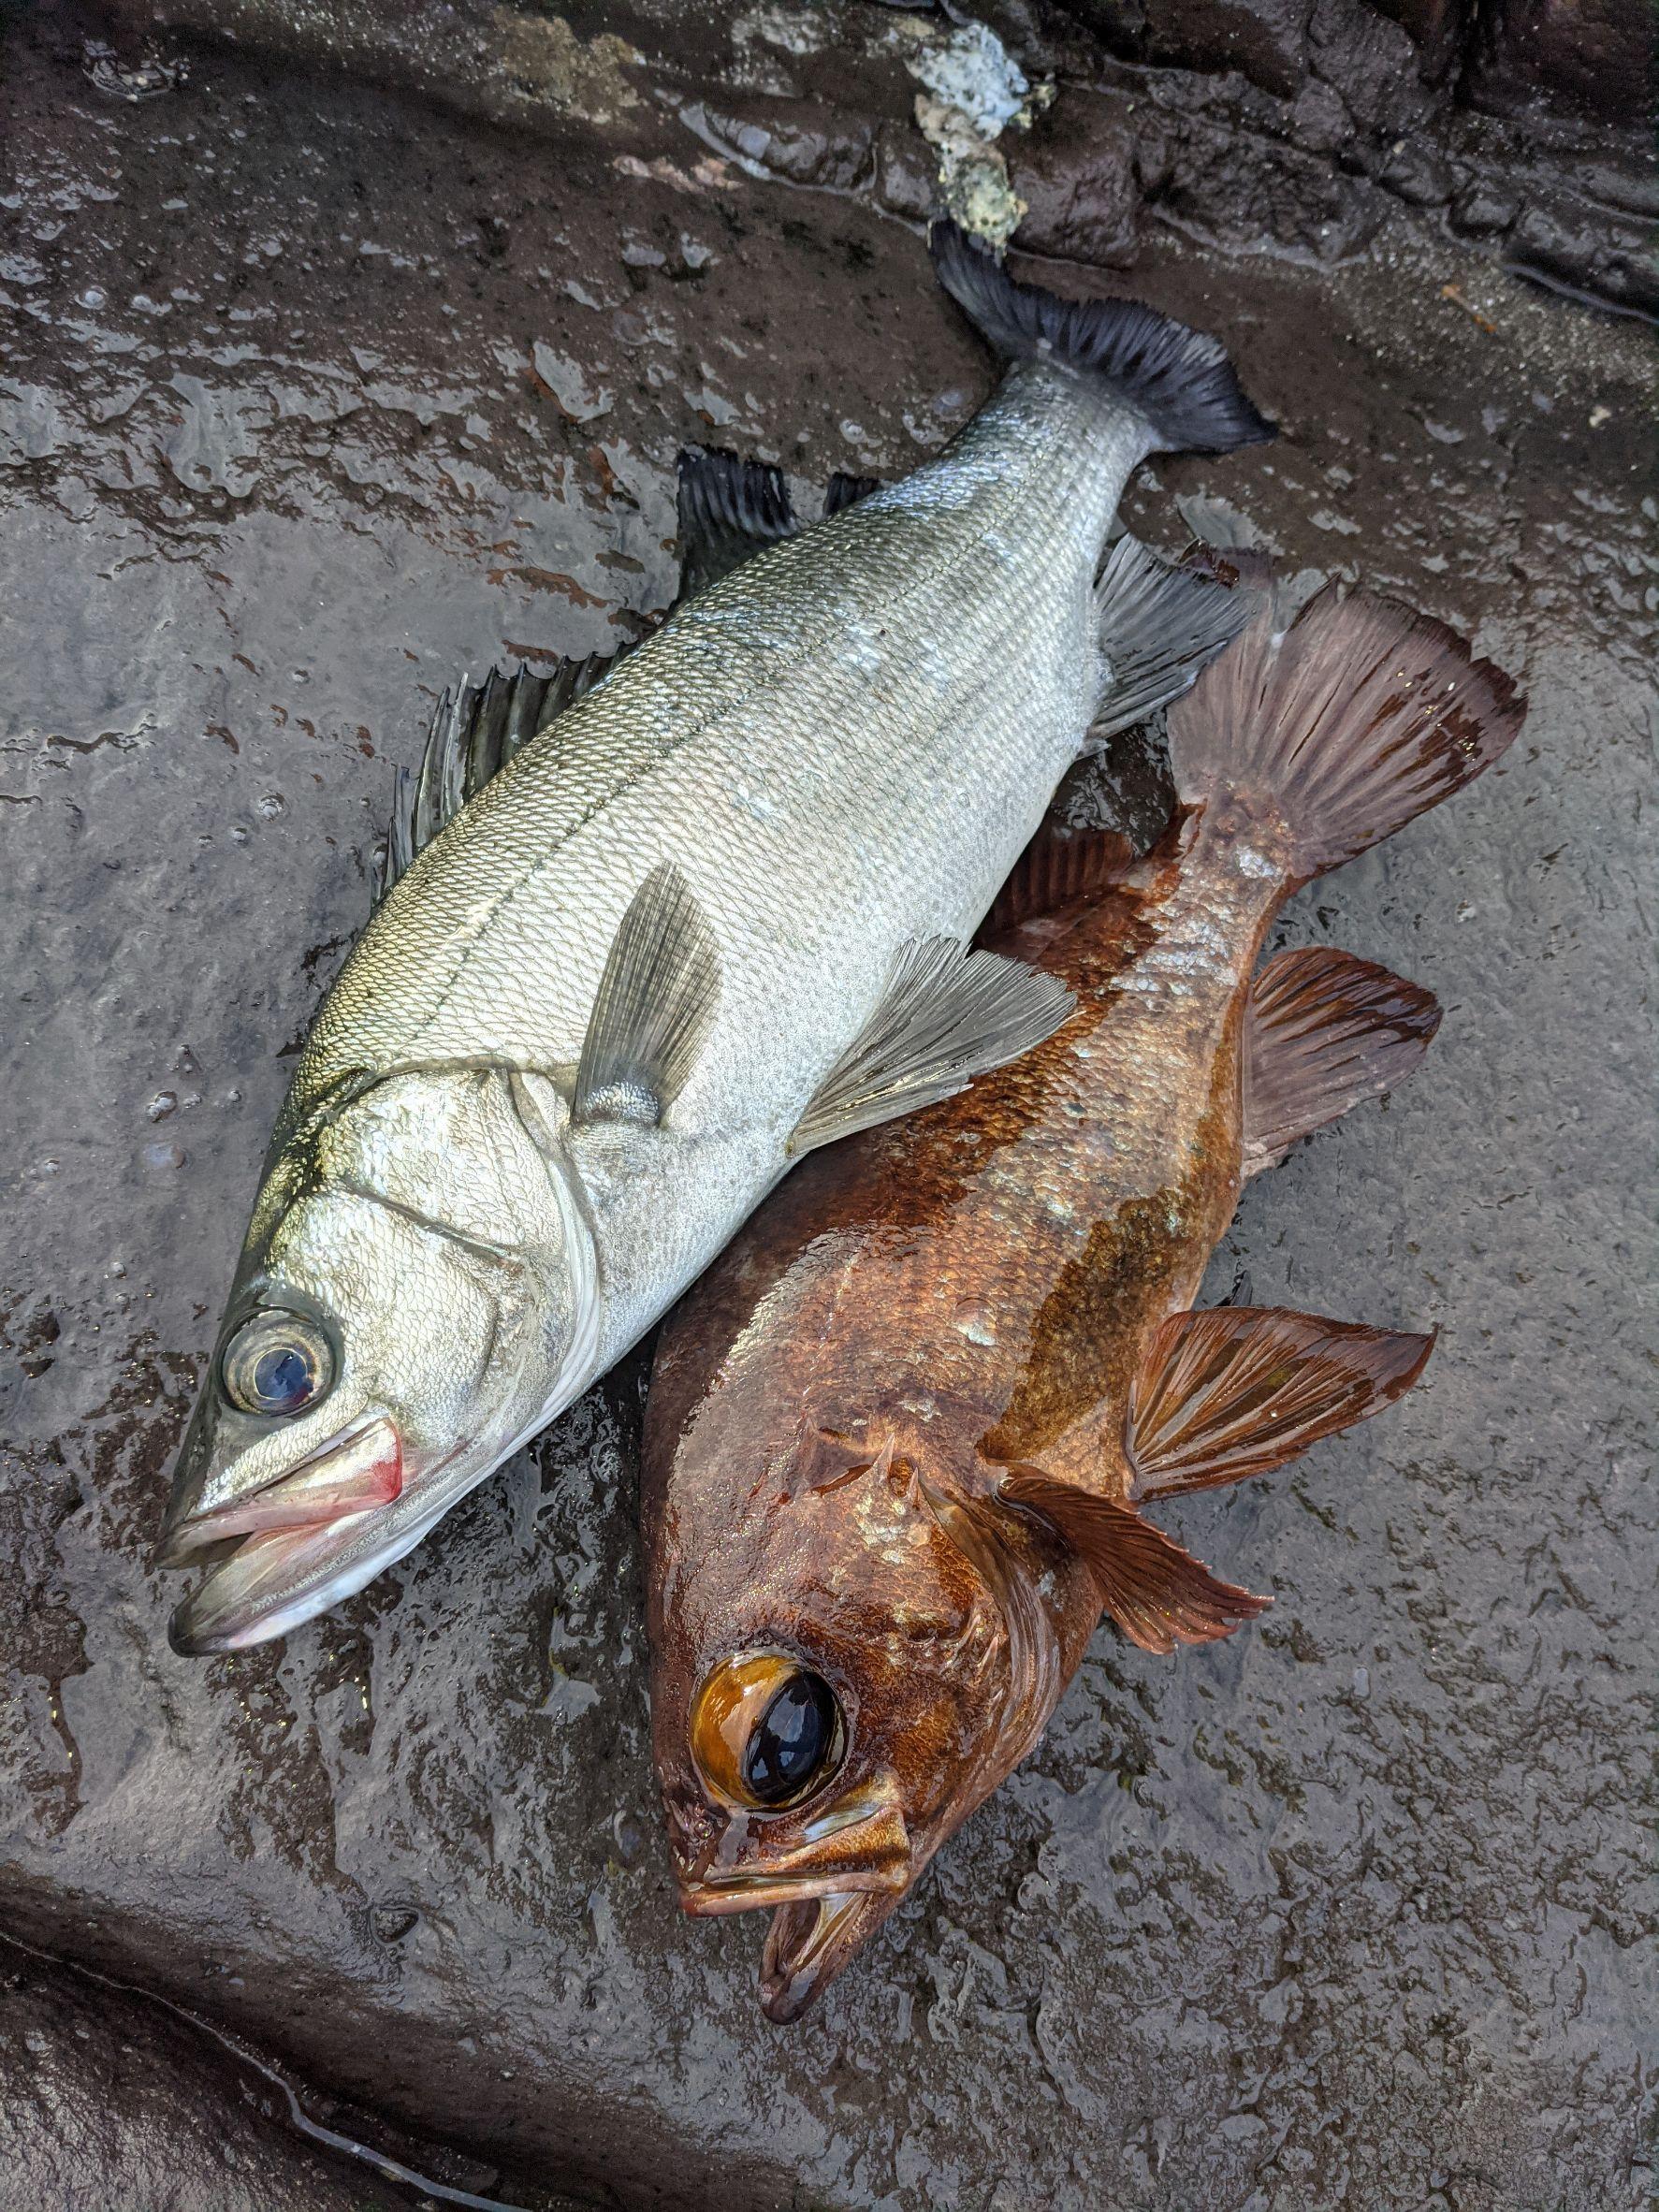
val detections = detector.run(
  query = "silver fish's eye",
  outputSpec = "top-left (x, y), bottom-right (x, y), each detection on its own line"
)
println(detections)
top-left (220, 1308), bottom-right (334, 1419)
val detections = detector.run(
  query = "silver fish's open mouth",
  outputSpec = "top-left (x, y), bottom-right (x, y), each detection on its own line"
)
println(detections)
top-left (160, 1417), bottom-right (415, 1656)
top-left (156, 1417), bottom-right (403, 1562)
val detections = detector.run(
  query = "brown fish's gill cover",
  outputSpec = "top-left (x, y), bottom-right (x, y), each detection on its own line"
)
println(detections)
top-left (643, 571), bottom-right (1524, 2021)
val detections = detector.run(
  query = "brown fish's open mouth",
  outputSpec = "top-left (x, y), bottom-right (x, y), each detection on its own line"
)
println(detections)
top-left (760, 1891), bottom-right (900, 2023)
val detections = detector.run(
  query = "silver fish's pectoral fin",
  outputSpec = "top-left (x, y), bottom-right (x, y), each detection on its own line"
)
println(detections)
top-left (1088, 535), bottom-right (1255, 743)
top-left (787, 938), bottom-right (1075, 1157)
top-left (573, 864), bottom-right (723, 1128)
top-left (377, 655), bottom-right (624, 902)
top-left (677, 447), bottom-right (799, 600)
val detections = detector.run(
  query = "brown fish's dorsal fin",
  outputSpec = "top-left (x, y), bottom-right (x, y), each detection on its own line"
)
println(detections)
top-left (1242, 947), bottom-right (1442, 1175)
top-left (997, 1470), bottom-right (1269, 1655)
top-left (982, 824), bottom-right (1141, 939)
top-left (1128, 1306), bottom-right (1434, 1503)
top-left (787, 938), bottom-right (1075, 1155)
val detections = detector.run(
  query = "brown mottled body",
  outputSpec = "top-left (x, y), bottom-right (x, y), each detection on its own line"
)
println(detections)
top-left (644, 577), bottom-right (1523, 2018)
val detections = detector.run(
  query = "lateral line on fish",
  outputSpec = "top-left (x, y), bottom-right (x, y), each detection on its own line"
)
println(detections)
top-left (369, 389), bottom-right (1104, 1070)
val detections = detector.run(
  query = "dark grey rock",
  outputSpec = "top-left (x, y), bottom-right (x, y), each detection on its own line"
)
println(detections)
top-left (2, 6), bottom-right (1654, 2211)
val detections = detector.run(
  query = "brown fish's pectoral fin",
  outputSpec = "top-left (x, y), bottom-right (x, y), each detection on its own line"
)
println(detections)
top-left (997, 1469), bottom-right (1269, 1655)
top-left (572, 864), bottom-right (722, 1127)
top-left (378, 654), bottom-right (623, 904)
top-left (787, 938), bottom-right (1075, 1155)
top-left (1128, 1305), bottom-right (1434, 1502)
top-left (1242, 948), bottom-right (1441, 1174)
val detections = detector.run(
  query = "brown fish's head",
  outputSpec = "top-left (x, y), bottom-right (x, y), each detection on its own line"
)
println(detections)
top-left (649, 1416), bottom-right (1093, 2022)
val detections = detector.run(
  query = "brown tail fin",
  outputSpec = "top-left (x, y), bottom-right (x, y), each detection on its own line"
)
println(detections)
top-left (1166, 576), bottom-right (1525, 887)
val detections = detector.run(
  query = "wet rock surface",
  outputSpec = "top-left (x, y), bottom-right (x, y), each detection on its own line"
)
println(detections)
top-left (0, 1938), bottom-right (419, 2211)
top-left (2, 4), bottom-right (1655, 2208)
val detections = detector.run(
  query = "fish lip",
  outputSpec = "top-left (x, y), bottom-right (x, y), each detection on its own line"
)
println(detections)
top-left (677, 1862), bottom-right (909, 1917)
top-left (153, 1415), bottom-right (401, 1566)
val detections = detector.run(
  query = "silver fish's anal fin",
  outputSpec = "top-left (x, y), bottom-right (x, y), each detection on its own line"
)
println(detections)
top-left (1128, 1305), bottom-right (1434, 1503)
top-left (677, 446), bottom-right (798, 600)
top-left (376, 654), bottom-right (621, 903)
top-left (573, 864), bottom-right (722, 1128)
top-left (1166, 564), bottom-right (1526, 890)
top-left (930, 219), bottom-right (1275, 456)
top-left (995, 1468), bottom-right (1270, 1656)
top-left (1090, 536), bottom-right (1255, 742)
top-left (787, 938), bottom-right (1076, 1157)
top-left (1243, 948), bottom-right (1441, 1175)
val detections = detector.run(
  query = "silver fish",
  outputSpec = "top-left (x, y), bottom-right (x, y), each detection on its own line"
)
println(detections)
top-left (156, 223), bottom-right (1273, 1652)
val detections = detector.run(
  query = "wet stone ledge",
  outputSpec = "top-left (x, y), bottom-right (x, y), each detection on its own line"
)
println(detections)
top-left (1, 3), bottom-right (1656, 2209)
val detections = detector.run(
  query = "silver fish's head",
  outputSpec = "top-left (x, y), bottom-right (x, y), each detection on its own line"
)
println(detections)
top-left (158, 1066), bottom-right (598, 1653)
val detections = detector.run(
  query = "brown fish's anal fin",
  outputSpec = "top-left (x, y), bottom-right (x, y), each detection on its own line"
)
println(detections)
top-left (1128, 1305), bottom-right (1434, 1502)
top-left (1242, 947), bottom-right (1441, 1174)
top-left (787, 938), bottom-right (1075, 1155)
top-left (982, 823), bottom-right (1142, 939)
top-left (378, 654), bottom-right (623, 904)
top-left (997, 1469), bottom-right (1269, 1655)
top-left (1165, 567), bottom-right (1525, 888)
top-left (573, 864), bottom-right (722, 1128)
top-left (676, 446), bottom-right (798, 600)
top-left (1091, 536), bottom-right (1256, 741)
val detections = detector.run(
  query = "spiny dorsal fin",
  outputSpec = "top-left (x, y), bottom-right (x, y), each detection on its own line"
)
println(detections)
top-left (982, 823), bottom-right (1139, 939)
top-left (573, 863), bottom-right (721, 1127)
top-left (677, 446), bottom-right (797, 600)
top-left (1092, 536), bottom-right (1255, 742)
top-left (822, 471), bottom-right (881, 517)
top-left (1128, 1306), bottom-right (1434, 1501)
top-left (377, 656), bottom-right (619, 901)
top-left (1243, 947), bottom-right (1441, 1175)
top-left (787, 938), bottom-right (1075, 1156)
top-left (997, 1468), bottom-right (1270, 1655)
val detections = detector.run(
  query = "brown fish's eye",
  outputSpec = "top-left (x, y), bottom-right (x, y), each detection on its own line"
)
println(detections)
top-left (691, 1652), bottom-right (844, 1812)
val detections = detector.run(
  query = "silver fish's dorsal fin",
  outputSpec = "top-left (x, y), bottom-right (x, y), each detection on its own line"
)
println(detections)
top-left (1128, 1305), bottom-right (1435, 1501)
top-left (1089, 535), bottom-right (1255, 743)
top-left (787, 938), bottom-right (1075, 1157)
top-left (376, 654), bottom-right (622, 903)
top-left (677, 446), bottom-right (799, 600)
top-left (1242, 947), bottom-right (1441, 1176)
top-left (573, 864), bottom-right (723, 1128)
top-left (822, 470), bottom-right (881, 518)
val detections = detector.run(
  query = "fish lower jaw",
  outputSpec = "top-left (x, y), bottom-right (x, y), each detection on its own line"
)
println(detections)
top-left (676, 1863), bottom-right (909, 1917)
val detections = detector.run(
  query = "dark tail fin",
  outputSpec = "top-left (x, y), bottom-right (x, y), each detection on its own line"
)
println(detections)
top-left (1166, 574), bottom-right (1525, 887)
top-left (929, 220), bottom-right (1274, 458)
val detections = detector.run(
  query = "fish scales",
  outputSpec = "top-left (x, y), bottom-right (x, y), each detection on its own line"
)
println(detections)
top-left (644, 568), bottom-right (1524, 2020)
top-left (158, 226), bottom-right (1273, 1654)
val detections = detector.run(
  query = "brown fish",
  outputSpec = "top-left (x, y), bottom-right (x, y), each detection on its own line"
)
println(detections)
top-left (642, 571), bottom-right (1524, 2020)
